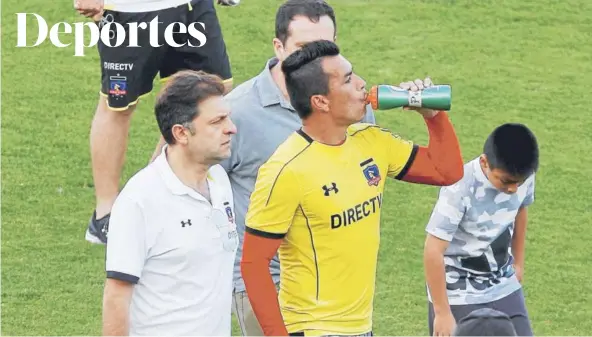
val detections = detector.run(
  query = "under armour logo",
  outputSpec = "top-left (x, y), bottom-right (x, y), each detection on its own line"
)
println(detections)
top-left (181, 219), bottom-right (192, 227)
top-left (322, 183), bottom-right (339, 196)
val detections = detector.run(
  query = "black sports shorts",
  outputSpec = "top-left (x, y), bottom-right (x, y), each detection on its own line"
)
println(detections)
top-left (97, 0), bottom-right (232, 110)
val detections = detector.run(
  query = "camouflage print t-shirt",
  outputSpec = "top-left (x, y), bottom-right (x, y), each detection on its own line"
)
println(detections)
top-left (425, 157), bottom-right (535, 305)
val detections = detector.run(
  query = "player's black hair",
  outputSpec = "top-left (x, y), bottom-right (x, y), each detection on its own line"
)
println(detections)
top-left (275, 0), bottom-right (336, 44)
top-left (154, 70), bottom-right (225, 145)
top-left (281, 39), bottom-right (340, 119)
top-left (483, 123), bottom-right (539, 178)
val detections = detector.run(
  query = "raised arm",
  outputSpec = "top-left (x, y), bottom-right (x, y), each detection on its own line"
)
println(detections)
top-left (401, 110), bottom-right (464, 185)
top-left (381, 78), bottom-right (463, 186)
top-left (382, 111), bottom-right (463, 186)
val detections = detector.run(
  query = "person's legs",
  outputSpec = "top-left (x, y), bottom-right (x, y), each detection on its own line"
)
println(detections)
top-left (169, 0), bottom-right (233, 91)
top-left (491, 288), bottom-right (533, 336)
top-left (86, 9), bottom-right (166, 243)
top-left (86, 98), bottom-right (137, 243)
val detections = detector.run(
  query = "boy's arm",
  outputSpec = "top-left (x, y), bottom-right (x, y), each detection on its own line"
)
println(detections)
top-left (512, 207), bottom-right (528, 283)
top-left (424, 235), bottom-right (455, 322)
top-left (424, 183), bottom-right (466, 335)
top-left (512, 175), bottom-right (535, 282)
top-left (241, 163), bottom-right (300, 336)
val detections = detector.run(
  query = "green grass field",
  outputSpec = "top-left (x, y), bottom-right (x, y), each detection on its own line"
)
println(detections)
top-left (2, 0), bottom-right (592, 335)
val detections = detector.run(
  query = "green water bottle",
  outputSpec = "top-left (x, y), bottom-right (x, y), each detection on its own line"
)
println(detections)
top-left (366, 84), bottom-right (451, 111)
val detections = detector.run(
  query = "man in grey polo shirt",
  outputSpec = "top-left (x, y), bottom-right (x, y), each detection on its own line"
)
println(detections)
top-left (219, 0), bottom-right (376, 335)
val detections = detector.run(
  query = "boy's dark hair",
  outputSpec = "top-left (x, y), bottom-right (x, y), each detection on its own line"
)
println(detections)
top-left (483, 123), bottom-right (539, 178)
top-left (281, 40), bottom-right (340, 119)
top-left (275, 0), bottom-right (336, 44)
top-left (155, 70), bottom-right (225, 145)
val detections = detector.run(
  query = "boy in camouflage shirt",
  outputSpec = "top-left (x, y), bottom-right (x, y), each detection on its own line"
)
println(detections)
top-left (424, 123), bottom-right (539, 336)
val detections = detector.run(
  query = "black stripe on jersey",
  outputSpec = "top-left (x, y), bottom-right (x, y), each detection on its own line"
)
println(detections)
top-left (296, 128), bottom-right (313, 143)
top-left (395, 144), bottom-right (419, 180)
top-left (360, 158), bottom-right (373, 167)
top-left (106, 271), bottom-right (139, 284)
top-left (245, 226), bottom-right (286, 239)
top-left (349, 125), bottom-right (420, 180)
top-left (265, 141), bottom-right (312, 207)
top-left (349, 124), bottom-right (377, 136)
top-left (300, 205), bottom-right (320, 302)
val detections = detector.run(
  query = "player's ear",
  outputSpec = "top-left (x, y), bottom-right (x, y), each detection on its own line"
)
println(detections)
top-left (479, 154), bottom-right (489, 170)
top-left (310, 94), bottom-right (329, 113)
top-left (272, 38), bottom-right (285, 61)
top-left (171, 123), bottom-right (193, 145)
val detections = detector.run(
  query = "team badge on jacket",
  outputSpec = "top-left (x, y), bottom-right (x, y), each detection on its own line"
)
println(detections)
top-left (225, 205), bottom-right (234, 223)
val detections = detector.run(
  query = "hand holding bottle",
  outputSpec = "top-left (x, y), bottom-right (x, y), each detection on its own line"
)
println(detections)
top-left (399, 77), bottom-right (440, 119)
top-left (366, 77), bottom-right (451, 119)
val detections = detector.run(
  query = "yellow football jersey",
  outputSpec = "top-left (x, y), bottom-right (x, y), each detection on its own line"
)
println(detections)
top-left (245, 123), bottom-right (418, 336)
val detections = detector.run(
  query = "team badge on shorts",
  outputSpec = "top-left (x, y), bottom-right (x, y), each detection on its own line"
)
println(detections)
top-left (360, 158), bottom-right (381, 186)
top-left (109, 75), bottom-right (128, 103)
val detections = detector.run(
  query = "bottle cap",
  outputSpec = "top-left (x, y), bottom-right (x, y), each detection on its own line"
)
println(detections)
top-left (366, 86), bottom-right (378, 110)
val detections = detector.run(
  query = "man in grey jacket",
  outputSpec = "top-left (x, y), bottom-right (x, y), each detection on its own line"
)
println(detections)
top-left (219, 0), bottom-right (376, 335)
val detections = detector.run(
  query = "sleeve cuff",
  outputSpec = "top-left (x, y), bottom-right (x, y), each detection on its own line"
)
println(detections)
top-left (426, 228), bottom-right (453, 242)
top-left (106, 271), bottom-right (139, 284)
top-left (521, 199), bottom-right (534, 207)
top-left (245, 226), bottom-right (286, 239)
top-left (395, 144), bottom-right (419, 180)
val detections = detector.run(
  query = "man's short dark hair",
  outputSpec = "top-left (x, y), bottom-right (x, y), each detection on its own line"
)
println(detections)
top-left (281, 40), bottom-right (340, 119)
top-left (483, 123), bottom-right (539, 178)
top-left (275, 0), bottom-right (336, 44)
top-left (155, 70), bottom-right (225, 144)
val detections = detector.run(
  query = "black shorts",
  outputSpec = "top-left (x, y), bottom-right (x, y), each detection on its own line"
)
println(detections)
top-left (97, 0), bottom-right (232, 110)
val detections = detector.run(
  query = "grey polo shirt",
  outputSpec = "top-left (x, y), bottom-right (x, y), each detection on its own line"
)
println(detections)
top-left (220, 57), bottom-right (377, 293)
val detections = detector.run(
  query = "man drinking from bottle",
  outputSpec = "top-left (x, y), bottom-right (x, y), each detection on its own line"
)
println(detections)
top-left (240, 40), bottom-right (465, 336)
